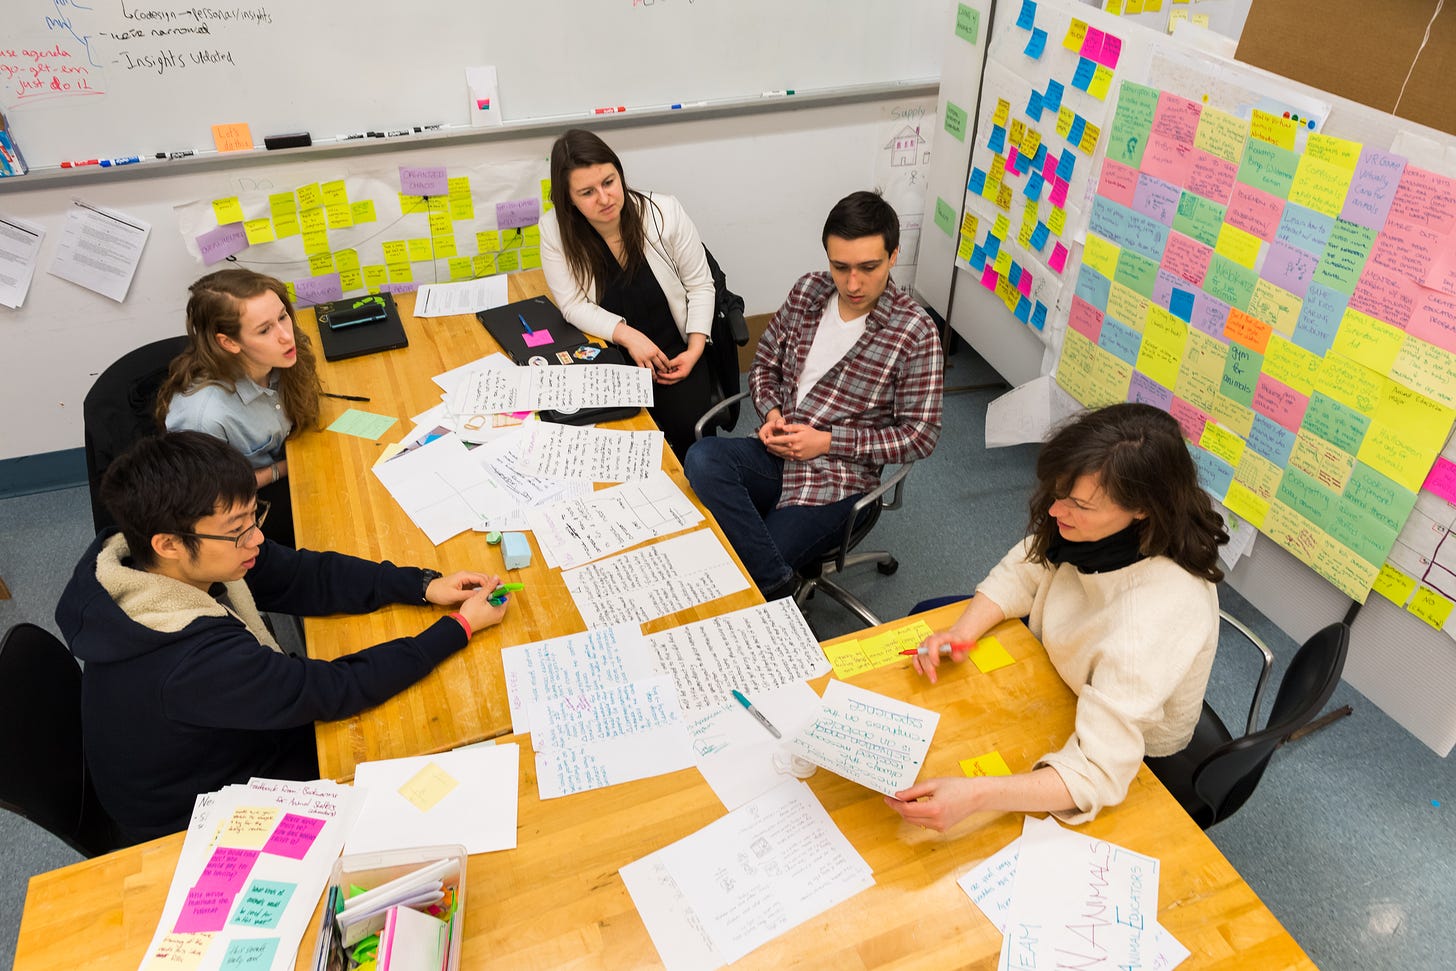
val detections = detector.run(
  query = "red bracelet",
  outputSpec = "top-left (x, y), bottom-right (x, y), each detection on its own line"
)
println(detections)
top-left (447, 612), bottom-right (473, 639)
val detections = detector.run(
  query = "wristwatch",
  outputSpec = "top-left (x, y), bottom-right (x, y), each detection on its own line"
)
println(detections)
top-left (418, 569), bottom-right (443, 604)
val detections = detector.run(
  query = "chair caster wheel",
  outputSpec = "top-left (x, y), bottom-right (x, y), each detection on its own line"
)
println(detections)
top-left (878, 559), bottom-right (899, 575)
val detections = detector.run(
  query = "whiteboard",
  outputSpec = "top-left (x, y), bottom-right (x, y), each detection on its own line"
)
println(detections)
top-left (2, 0), bottom-right (951, 169)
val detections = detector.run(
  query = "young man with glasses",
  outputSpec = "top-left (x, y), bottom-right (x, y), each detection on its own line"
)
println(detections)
top-left (57, 431), bottom-right (509, 845)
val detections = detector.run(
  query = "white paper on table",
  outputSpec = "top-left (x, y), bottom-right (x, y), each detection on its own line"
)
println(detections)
top-left (653, 780), bottom-right (873, 965)
top-left (532, 675), bottom-right (695, 799)
top-left (371, 433), bottom-right (513, 543)
top-left (472, 427), bottom-right (589, 512)
top-left (500, 623), bottom-right (654, 733)
top-left (562, 529), bottom-right (749, 628)
top-left (528, 470), bottom-right (702, 569)
top-left (998, 814), bottom-right (1164, 971)
top-left (413, 274), bottom-right (509, 317)
top-left (646, 598), bottom-right (829, 713)
top-left (514, 421), bottom-right (663, 482)
top-left (619, 856), bottom-right (725, 971)
top-left (688, 680), bottom-right (823, 810)
top-left (48, 201), bottom-right (149, 302)
top-left (0, 214), bottom-right (44, 309)
top-left (453, 362), bottom-right (653, 415)
top-left (788, 680), bottom-right (939, 796)
top-left (345, 744), bottom-right (520, 856)
top-left (432, 352), bottom-right (515, 396)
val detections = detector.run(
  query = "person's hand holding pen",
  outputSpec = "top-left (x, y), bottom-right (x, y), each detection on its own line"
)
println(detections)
top-left (426, 571), bottom-right (508, 633)
top-left (911, 592), bottom-right (1008, 684)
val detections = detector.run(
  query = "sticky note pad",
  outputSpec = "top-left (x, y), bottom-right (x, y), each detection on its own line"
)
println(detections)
top-left (825, 639), bottom-right (874, 680)
top-left (328, 409), bottom-right (399, 440)
top-left (970, 636), bottom-right (1016, 673)
top-left (398, 761), bottom-right (461, 812)
top-left (211, 123), bottom-right (253, 153)
top-left (960, 750), bottom-right (1013, 777)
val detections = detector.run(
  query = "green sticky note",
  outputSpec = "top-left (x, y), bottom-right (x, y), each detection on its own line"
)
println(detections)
top-left (955, 3), bottom-right (980, 43)
top-left (944, 101), bottom-right (968, 142)
top-left (327, 409), bottom-right (399, 440)
top-left (934, 197), bottom-right (957, 237)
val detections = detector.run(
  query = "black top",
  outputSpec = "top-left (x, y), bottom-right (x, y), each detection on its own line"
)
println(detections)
top-left (594, 237), bottom-right (686, 358)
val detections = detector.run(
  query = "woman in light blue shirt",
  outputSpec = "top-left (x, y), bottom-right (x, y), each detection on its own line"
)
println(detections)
top-left (157, 269), bottom-right (322, 545)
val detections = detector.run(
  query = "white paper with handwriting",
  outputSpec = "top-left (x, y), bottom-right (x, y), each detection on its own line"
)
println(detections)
top-left (788, 680), bottom-right (939, 796)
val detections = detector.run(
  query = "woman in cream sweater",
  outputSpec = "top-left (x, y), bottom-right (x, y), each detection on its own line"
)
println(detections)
top-left (889, 403), bottom-right (1228, 828)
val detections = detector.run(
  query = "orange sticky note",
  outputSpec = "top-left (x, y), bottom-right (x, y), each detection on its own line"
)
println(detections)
top-left (970, 635), bottom-right (1016, 673)
top-left (211, 123), bottom-right (254, 153)
top-left (960, 750), bottom-right (1013, 777)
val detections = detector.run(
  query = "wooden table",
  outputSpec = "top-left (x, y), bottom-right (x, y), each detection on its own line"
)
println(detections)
top-left (16, 604), bottom-right (1314, 970)
top-left (287, 273), bottom-right (762, 781)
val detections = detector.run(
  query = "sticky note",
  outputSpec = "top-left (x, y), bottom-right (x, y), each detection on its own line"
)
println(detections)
top-left (242, 218), bottom-right (275, 245)
top-left (212, 197), bottom-right (245, 224)
top-left (944, 101), bottom-right (969, 141)
top-left (408, 238), bottom-right (434, 262)
top-left (523, 328), bottom-right (555, 348)
top-left (141, 933), bottom-right (215, 971)
top-left (960, 751), bottom-right (1013, 777)
top-left (218, 938), bottom-right (280, 971)
top-left (1372, 563), bottom-right (1417, 605)
top-left (970, 636), bottom-right (1016, 673)
top-left (197, 224), bottom-right (249, 265)
top-left (174, 885), bottom-right (234, 934)
top-left (211, 123), bottom-right (253, 153)
top-left (397, 761), bottom-right (461, 813)
top-left (955, 3), bottom-right (980, 43)
top-left (825, 640), bottom-right (874, 680)
top-left (1408, 586), bottom-right (1455, 630)
top-left (262, 812), bottom-right (326, 860)
top-left (229, 880), bottom-right (296, 929)
top-left (497, 198), bottom-right (540, 230)
top-left (1024, 26), bottom-right (1048, 58)
top-left (1016, 0), bottom-right (1038, 30)
top-left (327, 409), bottom-right (399, 440)
top-left (934, 197), bottom-right (957, 237)
top-left (215, 806), bottom-right (280, 850)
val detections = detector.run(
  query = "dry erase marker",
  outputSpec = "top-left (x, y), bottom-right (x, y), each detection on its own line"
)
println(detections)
top-left (731, 689), bottom-right (781, 738)
top-left (98, 155), bottom-right (142, 167)
top-left (593, 105), bottom-right (626, 115)
top-left (518, 312), bottom-right (534, 335)
top-left (761, 89), bottom-right (796, 98)
top-left (336, 132), bottom-right (385, 140)
top-left (899, 643), bottom-right (969, 657)
top-left (383, 128), bottom-right (413, 137)
top-left (670, 101), bottom-right (707, 110)
top-left (156, 150), bottom-right (196, 159)
top-left (60, 159), bottom-right (100, 168)
top-left (412, 124), bottom-right (446, 132)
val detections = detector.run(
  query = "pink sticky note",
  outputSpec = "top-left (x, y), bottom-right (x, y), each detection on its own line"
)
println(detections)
top-left (980, 266), bottom-right (999, 290)
top-left (198, 223), bottom-right (249, 265)
top-left (1048, 241), bottom-right (1069, 272)
top-left (1100, 33), bottom-right (1122, 69)
top-left (174, 885), bottom-right (235, 933)
top-left (399, 165), bottom-right (448, 196)
top-left (1423, 457), bottom-right (1456, 503)
top-left (1049, 179), bottom-right (1069, 208)
top-left (1252, 373), bottom-right (1310, 433)
top-left (523, 329), bottom-right (554, 348)
top-left (1068, 295), bottom-right (1104, 341)
top-left (261, 812), bottom-right (326, 860)
top-left (1005, 147), bottom-right (1020, 173)
top-left (1017, 271), bottom-right (1032, 296)
top-left (195, 848), bottom-right (260, 895)
top-left (1081, 26), bottom-right (1104, 62)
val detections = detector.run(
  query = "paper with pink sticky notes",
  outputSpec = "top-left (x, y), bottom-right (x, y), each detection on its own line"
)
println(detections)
top-left (523, 329), bottom-right (555, 348)
top-left (173, 885), bottom-right (236, 934)
top-left (195, 848), bottom-right (260, 894)
top-left (262, 812), bottom-right (327, 859)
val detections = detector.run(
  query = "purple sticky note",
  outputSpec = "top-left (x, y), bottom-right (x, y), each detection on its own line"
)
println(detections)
top-left (196, 848), bottom-right (260, 895)
top-left (523, 329), bottom-right (554, 348)
top-left (198, 223), bottom-right (249, 265)
top-left (496, 198), bottom-right (541, 230)
top-left (399, 165), bottom-right (448, 196)
top-left (174, 885), bottom-right (235, 934)
top-left (261, 812), bottom-right (326, 860)
top-left (1341, 149), bottom-right (1407, 231)
top-left (292, 273), bottom-right (343, 306)
top-left (380, 282), bottom-right (419, 294)
top-left (1129, 371), bottom-right (1174, 410)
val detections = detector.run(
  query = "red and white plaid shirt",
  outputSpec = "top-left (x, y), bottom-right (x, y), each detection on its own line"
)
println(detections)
top-left (750, 272), bottom-right (944, 508)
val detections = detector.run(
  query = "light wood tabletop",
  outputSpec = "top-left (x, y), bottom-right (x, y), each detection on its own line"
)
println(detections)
top-left (16, 603), bottom-right (1314, 970)
top-left (286, 272), bottom-right (763, 781)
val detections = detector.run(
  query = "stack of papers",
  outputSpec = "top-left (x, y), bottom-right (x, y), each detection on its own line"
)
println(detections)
top-left (621, 780), bottom-right (874, 970)
top-left (500, 624), bottom-right (655, 733)
top-left (345, 745), bottom-right (521, 855)
top-left (561, 529), bottom-right (750, 628)
top-left (528, 471), bottom-right (703, 569)
top-left (0, 214), bottom-right (44, 309)
top-left (513, 421), bottom-right (663, 482)
top-left (334, 857), bottom-right (459, 949)
top-left (958, 814), bottom-right (1190, 970)
top-left (452, 363), bottom-right (653, 416)
top-left (413, 275), bottom-right (509, 317)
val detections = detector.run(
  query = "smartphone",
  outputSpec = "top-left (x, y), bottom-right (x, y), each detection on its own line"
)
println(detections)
top-left (323, 299), bottom-right (387, 330)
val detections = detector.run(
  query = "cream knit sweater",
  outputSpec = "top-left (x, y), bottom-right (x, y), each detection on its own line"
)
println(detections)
top-left (977, 538), bottom-right (1219, 823)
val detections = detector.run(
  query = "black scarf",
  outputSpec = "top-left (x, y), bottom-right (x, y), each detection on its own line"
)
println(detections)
top-left (1045, 521), bottom-right (1147, 574)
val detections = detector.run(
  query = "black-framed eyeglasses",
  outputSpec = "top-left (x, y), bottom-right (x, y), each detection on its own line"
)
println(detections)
top-left (173, 500), bottom-right (271, 548)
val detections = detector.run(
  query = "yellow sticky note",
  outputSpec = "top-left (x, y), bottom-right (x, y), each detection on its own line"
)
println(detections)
top-left (432, 235), bottom-right (458, 258)
top-left (960, 751), bottom-right (1013, 777)
top-left (1137, 306), bottom-right (1188, 391)
top-left (407, 238), bottom-right (434, 262)
top-left (296, 183), bottom-right (323, 210)
top-left (211, 123), bottom-right (253, 152)
top-left (1200, 422), bottom-right (1246, 467)
top-left (243, 217), bottom-right (275, 245)
top-left (1193, 107), bottom-right (1248, 163)
top-left (1192, 13), bottom-right (1209, 26)
top-left (1408, 586), bottom-right (1455, 630)
top-left (1215, 222), bottom-right (1263, 270)
top-left (320, 179), bottom-right (348, 207)
top-left (1305, 132), bottom-right (1361, 171)
top-left (1372, 563), bottom-right (1417, 606)
top-left (1088, 65), bottom-right (1114, 101)
top-left (301, 229), bottom-right (331, 256)
top-left (523, 225), bottom-right (540, 245)
top-left (381, 240), bottom-right (408, 263)
top-left (1288, 154), bottom-right (1355, 218)
top-left (449, 257), bottom-right (474, 281)
top-left (1332, 308), bottom-right (1406, 376)
top-left (825, 639), bottom-right (874, 680)
top-left (388, 262), bottom-right (413, 283)
top-left (268, 192), bottom-right (297, 219)
top-left (1047, 206), bottom-right (1067, 236)
top-left (1064, 18), bottom-right (1089, 51)
top-left (140, 933), bottom-right (215, 971)
top-left (351, 200), bottom-right (378, 223)
top-left (273, 215), bottom-right (299, 239)
top-left (308, 253), bottom-right (334, 275)
top-left (993, 97), bottom-right (1011, 127)
top-left (325, 203), bottom-right (353, 230)
top-left (996, 182), bottom-right (1014, 211)
top-left (992, 214), bottom-right (1010, 240)
top-left (540, 178), bottom-right (553, 211)
top-left (215, 805), bottom-right (279, 849)
top-left (1082, 233), bottom-right (1121, 280)
top-left (398, 762), bottom-right (459, 812)
top-left (496, 249), bottom-right (521, 273)
top-left (1249, 109), bottom-right (1297, 150)
top-left (363, 265), bottom-right (388, 289)
top-left (340, 268), bottom-right (363, 292)
top-left (1222, 481), bottom-right (1269, 528)
top-left (450, 198), bottom-right (475, 221)
top-left (428, 196), bottom-right (448, 214)
top-left (212, 197), bottom-right (245, 224)
top-left (970, 635), bottom-right (1015, 673)
top-left (521, 248), bottom-right (542, 270)
top-left (473, 254), bottom-right (498, 277)
top-left (476, 230), bottom-right (501, 253)
top-left (993, 249), bottom-right (1012, 276)
top-left (447, 175), bottom-right (471, 200)
top-left (1079, 121), bottom-right (1102, 155)
top-left (1021, 128), bottom-right (1042, 159)
top-left (334, 248), bottom-right (360, 272)
top-left (398, 193), bottom-right (427, 214)
top-left (958, 232), bottom-right (976, 262)
top-left (300, 208), bottom-right (327, 233)
top-left (428, 211), bottom-right (452, 236)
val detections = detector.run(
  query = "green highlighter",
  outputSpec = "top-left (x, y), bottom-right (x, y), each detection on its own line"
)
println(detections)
top-left (488, 582), bottom-right (524, 606)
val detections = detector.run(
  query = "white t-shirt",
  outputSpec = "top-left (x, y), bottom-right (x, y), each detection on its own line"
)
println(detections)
top-left (795, 298), bottom-right (868, 407)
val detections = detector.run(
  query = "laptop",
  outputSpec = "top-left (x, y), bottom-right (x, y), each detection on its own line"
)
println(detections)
top-left (476, 297), bottom-right (640, 425)
top-left (313, 292), bottom-right (409, 362)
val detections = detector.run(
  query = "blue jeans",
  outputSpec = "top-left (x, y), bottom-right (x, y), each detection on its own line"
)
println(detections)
top-left (684, 436), bottom-right (864, 592)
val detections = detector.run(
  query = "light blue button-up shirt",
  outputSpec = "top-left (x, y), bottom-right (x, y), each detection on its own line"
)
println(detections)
top-left (164, 373), bottom-right (291, 469)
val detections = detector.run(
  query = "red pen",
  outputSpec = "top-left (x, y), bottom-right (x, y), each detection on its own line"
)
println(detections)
top-left (900, 643), bottom-right (971, 657)
top-left (60, 159), bottom-right (100, 168)
top-left (593, 106), bottom-right (626, 115)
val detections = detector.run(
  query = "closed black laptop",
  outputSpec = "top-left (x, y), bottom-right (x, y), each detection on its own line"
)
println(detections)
top-left (313, 292), bottom-right (409, 362)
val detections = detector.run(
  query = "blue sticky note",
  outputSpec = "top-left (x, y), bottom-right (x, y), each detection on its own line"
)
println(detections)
top-left (1009, 262), bottom-right (1023, 287)
top-left (1057, 150), bottom-right (1076, 181)
top-left (1068, 115), bottom-right (1087, 146)
top-left (1098, 317), bottom-right (1143, 365)
top-left (1025, 27), bottom-right (1048, 58)
top-left (1190, 445), bottom-right (1236, 497)
top-left (968, 168), bottom-right (987, 194)
top-left (1292, 282), bottom-right (1347, 357)
top-left (1015, 295), bottom-right (1033, 323)
top-left (219, 938), bottom-right (280, 971)
top-left (1030, 223), bottom-right (1050, 250)
top-left (1016, 0), bottom-right (1038, 30)
top-left (985, 234), bottom-right (1002, 259)
top-left (1247, 413), bottom-right (1297, 465)
top-left (1072, 57), bottom-right (1096, 91)
top-left (1025, 173), bottom-right (1045, 201)
top-left (971, 245), bottom-right (986, 270)
top-left (988, 124), bottom-right (1006, 154)
top-left (1044, 80), bottom-right (1065, 112)
top-left (1026, 90), bottom-right (1044, 122)
top-left (1075, 264), bottom-right (1112, 309)
top-left (1169, 288), bottom-right (1195, 323)
top-left (1033, 142), bottom-right (1048, 169)
top-left (1031, 301), bottom-right (1048, 330)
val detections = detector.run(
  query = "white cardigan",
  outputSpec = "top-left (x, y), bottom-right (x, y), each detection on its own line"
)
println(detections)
top-left (538, 192), bottom-right (716, 344)
top-left (977, 538), bottom-right (1220, 824)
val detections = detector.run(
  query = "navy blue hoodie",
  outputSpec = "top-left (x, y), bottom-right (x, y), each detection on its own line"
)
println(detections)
top-left (57, 531), bottom-right (467, 845)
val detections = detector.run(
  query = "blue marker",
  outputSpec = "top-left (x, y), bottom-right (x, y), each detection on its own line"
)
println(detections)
top-left (98, 156), bottom-right (142, 167)
top-left (518, 312), bottom-right (534, 335)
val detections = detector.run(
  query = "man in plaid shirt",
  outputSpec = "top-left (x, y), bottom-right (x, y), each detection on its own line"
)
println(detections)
top-left (685, 191), bottom-right (944, 600)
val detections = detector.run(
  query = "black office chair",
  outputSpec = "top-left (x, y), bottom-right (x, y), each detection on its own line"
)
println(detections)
top-left (1147, 611), bottom-right (1350, 829)
top-left (83, 336), bottom-right (188, 533)
top-left (0, 623), bottom-right (122, 858)
top-left (693, 391), bottom-right (914, 629)
top-left (701, 246), bottom-right (750, 433)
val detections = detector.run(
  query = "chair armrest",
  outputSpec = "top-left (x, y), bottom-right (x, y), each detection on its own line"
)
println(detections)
top-left (1218, 609), bottom-right (1276, 735)
top-left (694, 390), bottom-right (752, 442)
top-left (726, 308), bottom-right (749, 346)
top-left (832, 462), bottom-right (914, 571)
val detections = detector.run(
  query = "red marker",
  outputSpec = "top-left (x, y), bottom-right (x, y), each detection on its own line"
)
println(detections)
top-left (60, 159), bottom-right (100, 168)
top-left (593, 106), bottom-right (626, 115)
top-left (900, 643), bottom-right (971, 657)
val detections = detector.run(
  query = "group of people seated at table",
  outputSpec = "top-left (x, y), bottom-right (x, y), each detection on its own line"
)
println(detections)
top-left (57, 127), bottom-right (1227, 848)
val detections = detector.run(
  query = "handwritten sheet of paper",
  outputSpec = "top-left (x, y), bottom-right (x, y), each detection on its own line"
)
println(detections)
top-left (468, 428), bottom-right (590, 528)
top-left (514, 422), bottom-right (664, 482)
top-left (688, 680), bottom-right (824, 810)
top-left (372, 433), bottom-right (516, 544)
top-left (789, 680), bottom-right (939, 796)
top-left (622, 780), bottom-right (873, 968)
top-left (454, 363), bottom-right (654, 415)
top-left (528, 470), bottom-right (703, 569)
top-left (501, 624), bottom-right (655, 733)
top-left (532, 675), bottom-right (695, 799)
top-left (646, 598), bottom-right (830, 712)
top-left (47, 202), bottom-right (150, 302)
top-left (562, 529), bottom-right (750, 628)
top-left (346, 745), bottom-right (520, 855)
top-left (326, 408), bottom-right (399, 440)
top-left (414, 275), bottom-right (509, 316)
top-left (0, 214), bottom-right (44, 309)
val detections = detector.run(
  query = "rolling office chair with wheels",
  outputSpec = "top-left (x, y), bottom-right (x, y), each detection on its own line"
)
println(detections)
top-left (83, 335), bottom-right (188, 533)
top-left (693, 391), bottom-right (914, 629)
top-left (1146, 611), bottom-right (1350, 829)
top-left (0, 623), bottom-right (122, 858)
